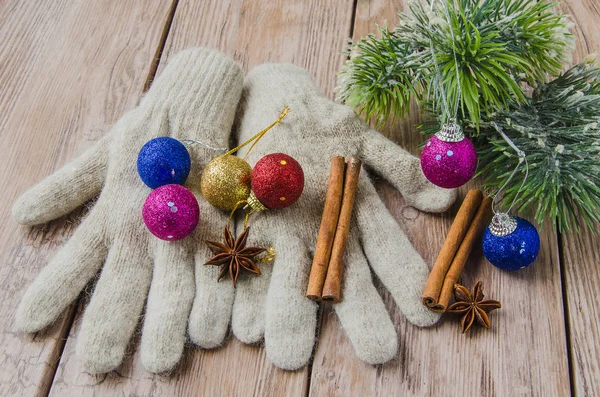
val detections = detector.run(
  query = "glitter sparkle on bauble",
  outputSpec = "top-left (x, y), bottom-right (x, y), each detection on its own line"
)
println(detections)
top-left (200, 155), bottom-right (253, 211)
top-left (482, 213), bottom-right (540, 271)
top-left (420, 122), bottom-right (477, 189)
top-left (247, 153), bottom-right (304, 212)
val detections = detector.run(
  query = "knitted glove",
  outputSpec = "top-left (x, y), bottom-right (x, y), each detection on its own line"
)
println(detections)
top-left (229, 64), bottom-right (456, 370)
top-left (12, 48), bottom-right (243, 373)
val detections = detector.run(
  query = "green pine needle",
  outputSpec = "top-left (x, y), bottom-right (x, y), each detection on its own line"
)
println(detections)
top-left (336, 0), bottom-right (574, 127)
top-left (336, 0), bottom-right (597, 234)
top-left (473, 59), bottom-right (600, 233)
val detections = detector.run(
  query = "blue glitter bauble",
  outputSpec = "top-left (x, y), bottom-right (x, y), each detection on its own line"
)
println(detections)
top-left (137, 137), bottom-right (191, 189)
top-left (482, 217), bottom-right (540, 271)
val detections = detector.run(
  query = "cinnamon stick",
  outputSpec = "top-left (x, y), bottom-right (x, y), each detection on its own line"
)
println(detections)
top-left (436, 196), bottom-right (493, 311)
top-left (322, 158), bottom-right (361, 302)
top-left (422, 189), bottom-right (483, 311)
top-left (306, 156), bottom-right (346, 300)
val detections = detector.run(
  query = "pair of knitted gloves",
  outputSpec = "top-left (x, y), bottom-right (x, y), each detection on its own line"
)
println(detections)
top-left (13, 48), bottom-right (456, 374)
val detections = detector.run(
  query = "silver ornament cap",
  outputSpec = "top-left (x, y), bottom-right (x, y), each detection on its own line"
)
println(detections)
top-left (435, 119), bottom-right (465, 143)
top-left (489, 212), bottom-right (518, 237)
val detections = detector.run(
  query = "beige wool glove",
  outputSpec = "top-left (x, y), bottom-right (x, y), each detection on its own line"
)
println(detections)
top-left (12, 48), bottom-right (243, 373)
top-left (229, 64), bottom-right (456, 370)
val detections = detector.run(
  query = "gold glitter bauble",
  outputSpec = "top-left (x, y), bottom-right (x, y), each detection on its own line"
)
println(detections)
top-left (200, 155), bottom-right (252, 210)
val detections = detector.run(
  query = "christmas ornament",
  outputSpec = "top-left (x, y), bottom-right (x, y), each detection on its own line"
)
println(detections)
top-left (200, 155), bottom-right (252, 210)
top-left (200, 106), bottom-right (292, 287)
top-left (137, 137), bottom-right (191, 188)
top-left (248, 153), bottom-right (305, 211)
top-left (142, 184), bottom-right (199, 241)
top-left (483, 214), bottom-right (540, 271)
top-left (199, 107), bottom-right (296, 286)
top-left (199, 107), bottom-right (290, 211)
top-left (418, 2), bottom-right (476, 189)
top-left (420, 121), bottom-right (477, 189)
top-left (483, 122), bottom-right (540, 271)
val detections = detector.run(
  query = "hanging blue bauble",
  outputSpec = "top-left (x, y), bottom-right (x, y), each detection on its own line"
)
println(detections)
top-left (137, 137), bottom-right (191, 189)
top-left (482, 214), bottom-right (540, 271)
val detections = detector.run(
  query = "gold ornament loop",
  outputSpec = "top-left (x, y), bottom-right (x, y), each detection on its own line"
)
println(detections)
top-left (227, 200), bottom-right (251, 230)
top-left (245, 191), bottom-right (268, 214)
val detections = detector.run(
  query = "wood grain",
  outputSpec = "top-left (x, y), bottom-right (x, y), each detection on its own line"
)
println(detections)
top-left (0, 1), bottom-right (176, 396)
top-left (309, 1), bottom-right (571, 396)
top-left (561, 228), bottom-right (600, 397)
top-left (557, 1), bottom-right (600, 396)
top-left (2, 0), bottom-right (599, 395)
top-left (158, 0), bottom-right (355, 96)
top-left (49, 1), bottom-right (356, 396)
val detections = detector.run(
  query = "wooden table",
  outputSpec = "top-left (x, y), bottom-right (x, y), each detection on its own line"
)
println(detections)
top-left (1, 1), bottom-right (598, 396)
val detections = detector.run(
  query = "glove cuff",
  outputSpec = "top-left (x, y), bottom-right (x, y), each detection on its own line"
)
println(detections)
top-left (144, 47), bottom-right (244, 140)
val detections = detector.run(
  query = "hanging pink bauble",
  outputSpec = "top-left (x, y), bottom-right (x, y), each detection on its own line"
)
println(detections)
top-left (142, 184), bottom-right (199, 241)
top-left (420, 122), bottom-right (477, 189)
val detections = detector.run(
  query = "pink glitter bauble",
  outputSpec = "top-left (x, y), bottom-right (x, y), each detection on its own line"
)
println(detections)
top-left (142, 184), bottom-right (199, 241)
top-left (420, 135), bottom-right (477, 189)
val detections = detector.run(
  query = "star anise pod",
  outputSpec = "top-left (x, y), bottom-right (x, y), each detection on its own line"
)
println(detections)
top-left (204, 226), bottom-right (266, 287)
top-left (446, 281), bottom-right (501, 333)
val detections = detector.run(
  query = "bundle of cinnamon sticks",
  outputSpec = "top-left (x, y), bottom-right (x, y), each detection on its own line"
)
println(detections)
top-left (306, 156), bottom-right (361, 302)
top-left (422, 189), bottom-right (493, 312)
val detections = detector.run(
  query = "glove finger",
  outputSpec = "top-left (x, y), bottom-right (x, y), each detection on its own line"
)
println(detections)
top-left (265, 234), bottom-right (317, 370)
top-left (76, 235), bottom-right (152, 374)
top-left (355, 179), bottom-right (441, 327)
top-left (12, 134), bottom-right (110, 225)
top-left (231, 230), bottom-right (273, 344)
top-left (188, 210), bottom-right (234, 349)
top-left (140, 241), bottom-right (194, 373)
top-left (333, 237), bottom-right (397, 365)
top-left (360, 129), bottom-right (456, 213)
top-left (16, 208), bottom-right (107, 332)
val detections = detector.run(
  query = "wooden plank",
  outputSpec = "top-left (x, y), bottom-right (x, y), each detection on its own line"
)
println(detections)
top-left (562, 227), bottom-right (600, 397)
top-left (158, 0), bottom-right (355, 96)
top-left (0, 1), bottom-right (177, 396)
top-left (309, 1), bottom-right (571, 396)
top-left (49, 1), bottom-right (356, 395)
top-left (557, 1), bottom-right (600, 396)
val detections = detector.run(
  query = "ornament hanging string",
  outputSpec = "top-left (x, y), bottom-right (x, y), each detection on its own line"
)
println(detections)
top-left (489, 121), bottom-right (529, 215)
top-left (428, 0), bottom-right (462, 121)
top-left (483, 123), bottom-right (540, 271)
top-left (199, 107), bottom-right (291, 280)
top-left (180, 139), bottom-right (228, 152)
top-left (223, 106), bottom-right (290, 159)
top-left (420, 2), bottom-right (477, 190)
top-left (224, 106), bottom-right (291, 229)
top-left (228, 199), bottom-right (251, 230)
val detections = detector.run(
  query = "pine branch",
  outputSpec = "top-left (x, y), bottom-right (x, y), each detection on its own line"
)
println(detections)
top-left (472, 59), bottom-right (600, 233)
top-left (336, 0), bottom-right (574, 127)
top-left (336, 29), bottom-right (423, 124)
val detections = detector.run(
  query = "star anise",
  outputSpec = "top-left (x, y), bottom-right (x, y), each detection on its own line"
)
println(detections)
top-left (204, 226), bottom-right (266, 287)
top-left (446, 281), bottom-right (501, 333)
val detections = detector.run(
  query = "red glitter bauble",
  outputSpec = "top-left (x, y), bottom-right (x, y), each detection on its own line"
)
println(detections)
top-left (251, 153), bottom-right (304, 209)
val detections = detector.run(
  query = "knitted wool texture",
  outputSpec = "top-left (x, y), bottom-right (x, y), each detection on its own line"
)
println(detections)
top-left (229, 64), bottom-right (457, 370)
top-left (13, 48), bottom-right (243, 373)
